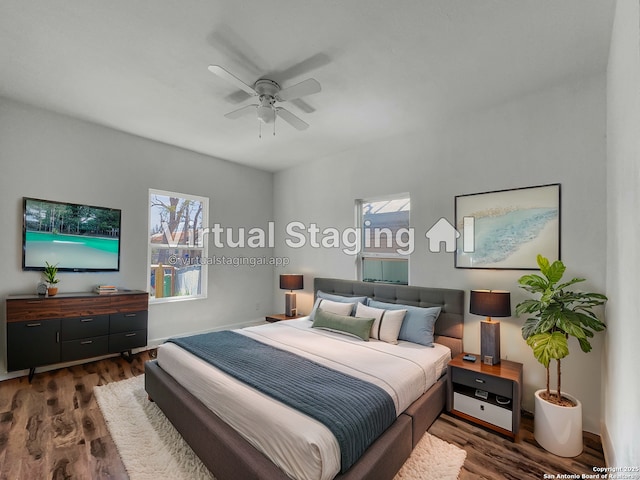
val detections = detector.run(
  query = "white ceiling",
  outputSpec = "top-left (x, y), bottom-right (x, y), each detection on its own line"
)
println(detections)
top-left (0, 1), bottom-right (615, 172)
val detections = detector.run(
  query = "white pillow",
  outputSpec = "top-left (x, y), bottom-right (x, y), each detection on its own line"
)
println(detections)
top-left (355, 303), bottom-right (406, 345)
top-left (310, 298), bottom-right (355, 319)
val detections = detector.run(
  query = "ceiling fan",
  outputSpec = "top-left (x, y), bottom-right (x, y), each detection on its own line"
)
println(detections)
top-left (208, 65), bottom-right (321, 133)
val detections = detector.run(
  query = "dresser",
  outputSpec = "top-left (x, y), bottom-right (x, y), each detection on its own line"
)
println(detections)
top-left (6, 290), bottom-right (148, 381)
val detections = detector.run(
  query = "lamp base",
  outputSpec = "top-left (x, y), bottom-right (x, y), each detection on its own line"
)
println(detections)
top-left (284, 292), bottom-right (297, 317)
top-left (480, 319), bottom-right (500, 365)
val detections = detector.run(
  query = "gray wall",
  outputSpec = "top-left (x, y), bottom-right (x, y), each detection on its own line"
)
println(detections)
top-left (604, 0), bottom-right (640, 466)
top-left (0, 98), bottom-right (275, 379)
top-left (273, 74), bottom-right (607, 434)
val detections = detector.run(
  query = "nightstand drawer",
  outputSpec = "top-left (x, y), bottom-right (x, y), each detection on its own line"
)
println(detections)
top-left (454, 392), bottom-right (512, 431)
top-left (452, 368), bottom-right (512, 398)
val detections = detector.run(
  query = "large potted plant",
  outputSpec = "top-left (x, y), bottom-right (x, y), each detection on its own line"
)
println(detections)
top-left (43, 261), bottom-right (60, 296)
top-left (516, 254), bottom-right (606, 457)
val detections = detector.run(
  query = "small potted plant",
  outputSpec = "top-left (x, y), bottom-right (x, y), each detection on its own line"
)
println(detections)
top-left (43, 261), bottom-right (60, 296)
top-left (516, 254), bottom-right (606, 457)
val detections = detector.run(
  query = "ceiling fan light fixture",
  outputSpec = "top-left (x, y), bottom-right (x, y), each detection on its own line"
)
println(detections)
top-left (257, 105), bottom-right (276, 124)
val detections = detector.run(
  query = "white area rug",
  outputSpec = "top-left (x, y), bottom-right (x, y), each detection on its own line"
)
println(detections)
top-left (95, 375), bottom-right (466, 480)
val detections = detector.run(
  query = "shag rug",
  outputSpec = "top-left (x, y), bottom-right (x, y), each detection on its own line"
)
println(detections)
top-left (95, 375), bottom-right (466, 480)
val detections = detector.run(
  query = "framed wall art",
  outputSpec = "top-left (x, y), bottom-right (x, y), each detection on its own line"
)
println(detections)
top-left (455, 183), bottom-right (561, 269)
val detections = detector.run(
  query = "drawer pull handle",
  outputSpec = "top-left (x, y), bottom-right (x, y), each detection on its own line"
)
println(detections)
top-left (125, 314), bottom-right (137, 317)
top-left (81, 318), bottom-right (94, 323)
top-left (480, 405), bottom-right (485, 411)
top-left (57, 332), bottom-right (60, 343)
top-left (125, 333), bottom-right (136, 337)
top-left (27, 301), bottom-right (42, 304)
top-left (26, 323), bottom-right (42, 327)
top-left (475, 378), bottom-right (485, 384)
top-left (80, 340), bottom-right (93, 345)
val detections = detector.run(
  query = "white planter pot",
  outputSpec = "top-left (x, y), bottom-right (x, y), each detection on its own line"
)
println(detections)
top-left (534, 389), bottom-right (583, 457)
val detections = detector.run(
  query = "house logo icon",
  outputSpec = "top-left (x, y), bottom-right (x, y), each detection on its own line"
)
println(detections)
top-left (425, 218), bottom-right (459, 252)
top-left (425, 217), bottom-right (475, 253)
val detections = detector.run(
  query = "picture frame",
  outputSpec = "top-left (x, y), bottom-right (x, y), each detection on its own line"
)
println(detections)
top-left (454, 183), bottom-right (561, 270)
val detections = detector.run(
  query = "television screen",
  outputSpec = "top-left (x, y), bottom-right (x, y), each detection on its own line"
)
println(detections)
top-left (22, 197), bottom-right (121, 272)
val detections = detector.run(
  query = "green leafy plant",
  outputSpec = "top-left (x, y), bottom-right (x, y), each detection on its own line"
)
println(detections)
top-left (43, 261), bottom-right (60, 285)
top-left (516, 254), bottom-right (607, 406)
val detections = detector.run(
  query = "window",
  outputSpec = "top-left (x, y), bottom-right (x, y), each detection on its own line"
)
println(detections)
top-left (357, 194), bottom-right (410, 285)
top-left (148, 189), bottom-right (208, 303)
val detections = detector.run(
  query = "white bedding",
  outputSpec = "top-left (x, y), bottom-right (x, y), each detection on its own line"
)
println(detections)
top-left (157, 318), bottom-right (451, 480)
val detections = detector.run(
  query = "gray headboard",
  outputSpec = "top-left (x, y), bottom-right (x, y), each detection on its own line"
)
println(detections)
top-left (314, 278), bottom-right (464, 357)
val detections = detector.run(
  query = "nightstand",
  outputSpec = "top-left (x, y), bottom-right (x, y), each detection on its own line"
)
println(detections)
top-left (447, 353), bottom-right (523, 439)
top-left (265, 313), bottom-right (304, 323)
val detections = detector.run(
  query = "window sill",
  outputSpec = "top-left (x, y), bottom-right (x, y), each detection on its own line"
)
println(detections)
top-left (150, 295), bottom-right (207, 305)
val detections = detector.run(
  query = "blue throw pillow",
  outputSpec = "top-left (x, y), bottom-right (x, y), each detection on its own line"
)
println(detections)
top-left (309, 290), bottom-right (368, 319)
top-left (367, 300), bottom-right (441, 347)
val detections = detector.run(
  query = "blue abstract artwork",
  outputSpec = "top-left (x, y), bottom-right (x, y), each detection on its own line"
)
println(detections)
top-left (455, 184), bottom-right (560, 269)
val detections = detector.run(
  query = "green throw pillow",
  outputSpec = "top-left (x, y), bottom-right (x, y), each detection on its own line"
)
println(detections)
top-left (312, 308), bottom-right (375, 341)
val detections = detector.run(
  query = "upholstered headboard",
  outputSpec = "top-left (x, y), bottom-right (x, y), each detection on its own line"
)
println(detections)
top-left (314, 278), bottom-right (464, 357)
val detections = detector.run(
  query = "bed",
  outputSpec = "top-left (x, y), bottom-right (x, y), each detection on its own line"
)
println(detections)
top-left (145, 278), bottom-right (464, 480)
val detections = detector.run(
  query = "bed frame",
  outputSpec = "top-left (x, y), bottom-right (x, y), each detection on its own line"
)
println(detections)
top-left (145, 278), bottom-right (464, 480)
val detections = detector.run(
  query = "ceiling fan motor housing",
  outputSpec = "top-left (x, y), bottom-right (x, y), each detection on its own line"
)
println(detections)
top-left (254, 78), bottom-right (280, 97)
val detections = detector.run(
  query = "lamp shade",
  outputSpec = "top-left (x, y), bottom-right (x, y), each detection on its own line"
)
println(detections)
top-left (279, 274), bottom-right (304, 291)
top-left (469, 290), bottom-right (511, 317)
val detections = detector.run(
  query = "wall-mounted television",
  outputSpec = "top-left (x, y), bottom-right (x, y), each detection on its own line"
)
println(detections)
top-left (22, 197), bottom-right (121, 272)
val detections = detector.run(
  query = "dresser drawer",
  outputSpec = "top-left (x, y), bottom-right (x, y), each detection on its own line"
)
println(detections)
top-left (451, 367), bottom-right (513, 398)
top-left (6, 298), bottom-right (62, 321)
top-left (109, 329), bottom-right (147, 353)
top-left (453, 392), bottom-right (512, 431)
top-left (61, 335), bottom-right (109, 362)
top-left (61, 314), bottom-right (109, 341)
top-left (110, 311), bottom-right (148, 333)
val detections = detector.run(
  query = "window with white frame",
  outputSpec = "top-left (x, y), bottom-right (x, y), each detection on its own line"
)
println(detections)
top-left (148, 189), bottom-right (208, 303)
top-left (357, 194), bottom-right (410, 285)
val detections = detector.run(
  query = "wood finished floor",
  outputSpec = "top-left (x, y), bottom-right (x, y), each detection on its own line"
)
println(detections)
top-left (429, 412), bottom-right (606, 479)
top-left (0, 350), bottom-right (605, 480)
top-left (0, 350), bottom-right (154, 480)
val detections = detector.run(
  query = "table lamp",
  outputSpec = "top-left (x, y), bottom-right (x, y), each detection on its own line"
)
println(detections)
top-left (280, 274), bottom-right (304, 317)
top-left (470, 289), bottom-right (511, 365)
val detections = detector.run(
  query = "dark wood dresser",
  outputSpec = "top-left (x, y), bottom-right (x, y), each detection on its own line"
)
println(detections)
top-left (6, 290), bottom-right (148, 381)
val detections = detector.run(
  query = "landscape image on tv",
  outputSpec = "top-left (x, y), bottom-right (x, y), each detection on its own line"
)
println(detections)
top-left (23, 197), bottom-right (121, 272)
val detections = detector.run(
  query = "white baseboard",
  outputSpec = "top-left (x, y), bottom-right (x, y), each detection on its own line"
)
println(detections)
top-left (600, 421), bottom-right (615, 467)
top-left (147, 318), bottom-right (265, 347)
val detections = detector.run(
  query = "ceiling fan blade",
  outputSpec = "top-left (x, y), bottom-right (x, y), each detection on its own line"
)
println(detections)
top-left (276, 107), bottom-right (309, 130)
top-left (224, 104), bottom-right (257, 119)
top-left (276, 78), bottom-right (321, 102)
top-left (274, 53), bottom-right (331, 84)
top-left (290, 98), bottom-right (316, 114)
top-left (208, 65), bottom-right (256, 96)
top-left (225, 90), bottom-right (254, 104)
